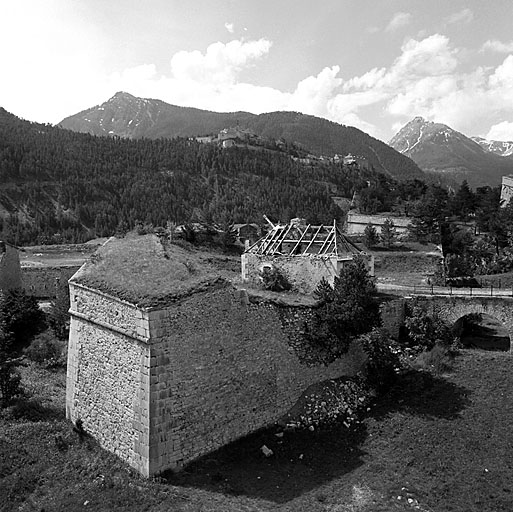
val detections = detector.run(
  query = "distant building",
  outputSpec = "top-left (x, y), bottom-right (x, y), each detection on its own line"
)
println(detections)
top-left (0, 241), bottom-right (22, 292)
top-left (342, 153), bottom-right (369, 170)
top-left (218, 127), bottom-right (255, 143)
top-left (221, 139), bottom-right (235, 148)
top-left (346, 212), bottom-right (412, 239)
top-left (195, 136), bottom-right (215, 144)
top-left (242, 218), bottom-right (373, 294)
top-left (500, 175), bottom-right (513, 207)
top-left (232, 223), bottom-right (260, 246)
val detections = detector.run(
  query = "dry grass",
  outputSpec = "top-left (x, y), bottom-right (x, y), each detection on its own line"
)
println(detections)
top-left (74, 234), bottom-right (240, 307)
top-left (2, 351), bottom-right (513, 511)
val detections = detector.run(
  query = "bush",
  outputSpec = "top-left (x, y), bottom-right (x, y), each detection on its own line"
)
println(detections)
top-left (24, 331), bottom-right (66, 368)
top-left (414, 343), bottom-right (454, 374)
top-left (260, 266), bottom-right (292, 292)
top-left (359, 328), bottom-right (400, 393)
top-left (403, 298), bottom-right (454, 351)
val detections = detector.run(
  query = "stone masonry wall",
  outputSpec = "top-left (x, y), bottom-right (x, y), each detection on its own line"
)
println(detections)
top-left (242, 253), bottom-right (338, 294)
top-left (66, 282), bottom-right (152, 475)
top-left (146, 286), bottom-right (363, 475)
top-left (22, 265), bottom-right (80, 298)
top-left (0, 243), bottom-right (22, 292)
top-left (380, 298), bottom-right (405, 339)
top-left (68, 281), bottom-right (366, 477)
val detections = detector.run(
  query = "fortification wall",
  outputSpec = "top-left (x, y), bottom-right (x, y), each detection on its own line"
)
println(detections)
top-left (66, 282), bottom-right (152, 475)
top-left (0, 243), bottom-right (22, 292)
top-left (146, 286), bottom-right (364, 475)
top-left (346, 213), bottom-right (411, 238)
top-left (67, 282), bottom-right (365, 476)
top-left (22, 266), bottom-right (81, 298)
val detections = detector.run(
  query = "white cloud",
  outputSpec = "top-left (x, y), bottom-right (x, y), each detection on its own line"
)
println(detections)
top-left (486, 122), bottom-right (513, 141)
top-left (385, 12), bottom-right (412, 32)
top-left (101, 33), bottom-right (513, 141)
top-left (444, 8), bottom-right (474, 26)
top-left (224, 22), bottom-right (234, 34)
top-left (170, 39), bottom-right (272, 85)
top-left (289, 66), bottom-right (342, 117)
top-left (482, 39), bottom-right (513, 53)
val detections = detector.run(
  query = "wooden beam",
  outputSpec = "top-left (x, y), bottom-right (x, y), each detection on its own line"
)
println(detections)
top-left (301, 224), bottom-right (325, 254)
top-left (288, 224), bottom-right (311, 254)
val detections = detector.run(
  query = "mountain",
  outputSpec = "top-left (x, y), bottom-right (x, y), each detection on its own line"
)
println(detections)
top-left (471, 136), bottom-right (513, 158)
top-left (59, 92), bottom-right (425, 182)
top-left (0, 107), bottom-right (401, 246)
top-left (389, 117), bottom-right (513, 187)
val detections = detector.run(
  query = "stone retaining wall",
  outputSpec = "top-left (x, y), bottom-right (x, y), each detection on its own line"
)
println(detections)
top-left (67, 282), bottom-right (365, 476)
top-left (22, 266), bottom-right (81, 298)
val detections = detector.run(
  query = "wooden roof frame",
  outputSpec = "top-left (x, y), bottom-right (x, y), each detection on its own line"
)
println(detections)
top-left (245, 219), bottom-right (362, 257)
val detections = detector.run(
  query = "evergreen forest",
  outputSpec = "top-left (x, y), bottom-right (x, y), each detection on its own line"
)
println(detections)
top-left (0, 108), bottom-right (400, 245)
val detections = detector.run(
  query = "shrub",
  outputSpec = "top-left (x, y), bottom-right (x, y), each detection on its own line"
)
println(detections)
top-left (358, 328), bottom-right (400, 393)
top-left (414, 343), bottom-right (454, 374)
top-left (260, 266), bottom-right (292, 292)
top-left (403, 298), bottom-right (454, 351)
top-left (24, 331), bottom-right (66, 368)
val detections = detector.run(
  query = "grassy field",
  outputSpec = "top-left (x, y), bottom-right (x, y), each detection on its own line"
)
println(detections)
top-left (1, 350), bottom-right (513, 511)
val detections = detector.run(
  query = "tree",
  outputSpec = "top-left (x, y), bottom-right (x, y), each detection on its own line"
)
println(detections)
top-left (48, 283), bottom-right (70, 340)
top-left (450, 180), bottom-right (475, 220)
top-left (363, 223), bottom-right (379, 248)
top-left (0, 290), bottom-right (45, 351)
top-left (306, 257), bottom-right (381, 362)
top-left (409, 185), bottom-right (449, 243)
top-left (0, 318), bottom-right (22, 405)
top-left (380, 218), bottom-right (397, 248)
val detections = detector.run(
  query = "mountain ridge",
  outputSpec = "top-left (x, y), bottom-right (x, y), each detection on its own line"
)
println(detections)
top-left (58, 92), bottom-right (425, 182)
top-left (389, 117), bottom-right (513, 187)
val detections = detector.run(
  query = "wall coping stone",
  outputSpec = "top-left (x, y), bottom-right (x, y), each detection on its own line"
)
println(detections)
top-left (69, 309), bottom-right (150, 345)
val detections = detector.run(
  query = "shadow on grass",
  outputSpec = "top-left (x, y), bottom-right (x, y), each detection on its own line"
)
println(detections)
top-left (164, 422), bottom-right (368, 504)
top-left (1, 397), bottom-right (65, 422)
top-left (370, 368), bottom-right (471, 421)
top-left (165, 368), bottom-right (471, 504)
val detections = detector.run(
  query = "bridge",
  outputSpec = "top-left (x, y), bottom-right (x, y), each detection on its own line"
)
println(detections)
top-left (377, 283), bottom-right (513, 351)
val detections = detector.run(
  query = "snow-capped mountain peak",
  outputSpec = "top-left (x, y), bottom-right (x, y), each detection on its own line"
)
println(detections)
top-left (471, 136), bottom-right (513, 157)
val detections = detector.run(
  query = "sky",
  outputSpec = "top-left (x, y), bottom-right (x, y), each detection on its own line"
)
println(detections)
top-left (2, 0), bottom-right (513, 142)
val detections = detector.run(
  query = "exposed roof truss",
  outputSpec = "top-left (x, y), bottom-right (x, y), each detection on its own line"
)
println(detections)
top-left (246, 220), bottom-right (362, 257)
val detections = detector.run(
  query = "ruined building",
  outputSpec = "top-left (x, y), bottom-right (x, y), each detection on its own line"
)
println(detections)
top-left (242, 218), bottom-right (373, 294)
top-left (66, 232), bottom-right (366, 476)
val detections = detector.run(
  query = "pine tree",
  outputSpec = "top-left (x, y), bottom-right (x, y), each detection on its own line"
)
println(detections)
top-left (363, 223), bottom-right (379, 248)
top-left (380, 218), bottom-right (397, 248)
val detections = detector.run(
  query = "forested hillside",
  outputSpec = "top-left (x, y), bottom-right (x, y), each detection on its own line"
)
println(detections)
top-left (59, 92), bottom-right (425, 182)
top-left (0, 108), bottom-right (398, 245)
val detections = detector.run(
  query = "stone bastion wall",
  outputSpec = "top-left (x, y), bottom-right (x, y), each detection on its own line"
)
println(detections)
top-left (67, 281), bottom-right (365, 477)
top-left (22, 265), bottom-right (81, 298)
